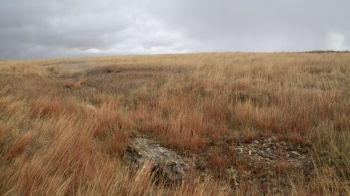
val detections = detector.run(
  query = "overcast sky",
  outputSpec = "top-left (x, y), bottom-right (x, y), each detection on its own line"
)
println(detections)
top-left (1, 0), bottom-right (349, 59)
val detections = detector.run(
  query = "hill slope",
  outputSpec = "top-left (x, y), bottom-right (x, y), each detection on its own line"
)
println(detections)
top-left (1, 52), bottom-right (350, 195)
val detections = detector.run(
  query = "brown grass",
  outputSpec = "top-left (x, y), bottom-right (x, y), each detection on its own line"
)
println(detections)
top-left (63, 79), bottom-right (81, 89)
top-left (0, 52), bottom-right (350, 195)
top-left (31, 97), bottom-right (65, 118)
top-left (6, 131), bottom-right (32, 160)
top-left (208, 149), bottom-right (230, 172)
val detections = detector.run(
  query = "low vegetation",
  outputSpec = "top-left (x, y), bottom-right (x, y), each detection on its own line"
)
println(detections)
top-left (0, 52), bottom-right (350, 195)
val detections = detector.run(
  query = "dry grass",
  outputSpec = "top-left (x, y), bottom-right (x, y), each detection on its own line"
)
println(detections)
top-left (0, 52), bottom-right (350, 195)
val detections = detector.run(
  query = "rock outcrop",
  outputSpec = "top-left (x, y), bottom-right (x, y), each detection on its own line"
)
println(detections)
top-left (123, 137), bottom-right (192, 183)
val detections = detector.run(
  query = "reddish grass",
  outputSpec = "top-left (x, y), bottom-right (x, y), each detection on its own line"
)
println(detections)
top-left (231, 79), bottom-right (251, 91)
top-left (109, 129), bottom-right (129, 155)
top-left (89, 102), bottom-right (131, 137)
top-left (31, 98), bottom-right (65, 118)
top-left (63, 79), bottom-right (82, 89)
top-left (1, 53), bottom-right (350, 195)
top-left (207, 150), bottom-right (229, 172)
top-left (6, 132), bottom-right (32, 160)
top-left (232, 89), bottom-right (337, 134)
top-left (0, 128), bottom-right (3, 144)
top-left (274, 160), bottom-right (291, 174)
top-left (137, 113), bottom-right (207, 151)
top-left (277, 132), bottom-right (309, 145)
top-left (306, 167), bottom-right (346, 195)
top-left (79, 101), bottom-right (132, 155)
top-left (135, 85), bottom-right (230, 151)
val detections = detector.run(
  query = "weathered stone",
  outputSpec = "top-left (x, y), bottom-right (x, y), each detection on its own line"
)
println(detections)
top-left (123, 137), bottom-right (191, 183)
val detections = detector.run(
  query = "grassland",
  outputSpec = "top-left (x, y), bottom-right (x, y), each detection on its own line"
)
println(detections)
top-left (0, 52), bottom-right (350, 195)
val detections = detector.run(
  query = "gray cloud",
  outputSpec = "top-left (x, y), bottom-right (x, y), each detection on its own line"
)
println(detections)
top-left (0, 0), bottom-right (349, 59)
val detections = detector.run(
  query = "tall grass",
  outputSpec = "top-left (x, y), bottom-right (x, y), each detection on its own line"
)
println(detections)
top-left (1, 52), bottom-right (350, 195)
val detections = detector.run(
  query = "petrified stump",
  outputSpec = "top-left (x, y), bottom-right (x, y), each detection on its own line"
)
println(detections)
top-left (123, 137), bottom-right (191, 183)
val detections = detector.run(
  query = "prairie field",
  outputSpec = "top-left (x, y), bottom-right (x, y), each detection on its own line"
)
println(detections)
top-left (0, 52), bottom-right (350, 195)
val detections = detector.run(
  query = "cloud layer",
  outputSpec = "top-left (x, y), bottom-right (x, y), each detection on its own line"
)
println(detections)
top-left (1, 0), bottom-right (349, 58)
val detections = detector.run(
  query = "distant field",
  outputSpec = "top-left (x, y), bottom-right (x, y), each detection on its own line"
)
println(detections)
top-left (0, 52), bottom-right (350, 195)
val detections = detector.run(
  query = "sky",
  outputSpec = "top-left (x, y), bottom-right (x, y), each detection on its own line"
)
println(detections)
top-left (0, 0), bottom-right (349, 59)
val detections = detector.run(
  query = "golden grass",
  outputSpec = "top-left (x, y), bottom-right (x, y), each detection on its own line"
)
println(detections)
top-left (0, 52), bottom-right (350, 195)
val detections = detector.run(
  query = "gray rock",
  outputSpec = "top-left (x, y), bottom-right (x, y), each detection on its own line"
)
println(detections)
top-left (123, 137), bottom-right (191, 183)
top-left (289, 151), bottom-right (301, 158)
